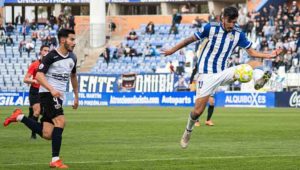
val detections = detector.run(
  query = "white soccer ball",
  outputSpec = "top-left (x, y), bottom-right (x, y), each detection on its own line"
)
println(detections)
top-left (234, 64), bottom-right (253, 83)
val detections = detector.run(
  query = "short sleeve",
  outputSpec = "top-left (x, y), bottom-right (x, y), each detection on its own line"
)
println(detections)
top-left (38, 54), bottom-right (54, 74)
top-left (237, 32), bottom-right (252, 49)
top-left (71, 60), bottom-right (77, 74)
top-left (194, 23), bottom-right (210, 40)
top-left (27, 62), bottom-right (35, 75)
top-left (71, 54), bottom-right (77, 74)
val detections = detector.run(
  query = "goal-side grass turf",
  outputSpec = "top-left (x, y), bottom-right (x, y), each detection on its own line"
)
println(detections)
top-left (1, 106), bottom-right (300, 170)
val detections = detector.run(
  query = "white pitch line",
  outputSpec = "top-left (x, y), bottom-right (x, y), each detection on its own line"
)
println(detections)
top-left (1, 155), bottom-right (300, 166)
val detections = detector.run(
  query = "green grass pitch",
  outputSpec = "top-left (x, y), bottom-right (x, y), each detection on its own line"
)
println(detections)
top-left (0, 106), bottom-right (300, 170)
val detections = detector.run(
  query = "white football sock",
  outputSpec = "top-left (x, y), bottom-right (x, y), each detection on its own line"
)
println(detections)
top-left (52, 157), bottom-right (60, 162)
top-left (16, 114), bottom-right (24, 121)
top-left (253, 68), bottom-right (264, 82)
top-left (186, 113), bottom-right (197, 131)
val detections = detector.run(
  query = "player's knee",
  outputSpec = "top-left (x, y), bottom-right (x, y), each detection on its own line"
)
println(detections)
top-left (33, 111), bottom-right (40, 117)
top-left (32, 106), bottom-right (41, 117)
top-left (42, 132), bottom-right (52, 140)
top-left (53, 118), bottom-right (66, 128)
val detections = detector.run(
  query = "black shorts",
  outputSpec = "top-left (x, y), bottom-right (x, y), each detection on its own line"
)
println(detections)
top-left (39, 92), bottom-right (64, 124)
top-left (29, 87), bottom-right (40, 106)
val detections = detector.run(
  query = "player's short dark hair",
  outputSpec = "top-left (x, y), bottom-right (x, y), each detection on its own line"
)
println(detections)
top-left (40, 44), bottom-right (49, 51)
top-left (223, 6), bottom-right (239, 21)
top-left (57, 29), bottom-right (75, 43)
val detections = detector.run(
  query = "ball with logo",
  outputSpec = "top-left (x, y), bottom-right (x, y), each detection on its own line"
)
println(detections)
top-left (234, 64), bottom-right (253, 83)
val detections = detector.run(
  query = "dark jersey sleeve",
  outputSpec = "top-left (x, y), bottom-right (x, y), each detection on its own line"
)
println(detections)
top-left (71, 53), bottom-right (77, 74)
top-left (71, 61), bottom-right (77, 74)
top-left (37, 52), bottom-right (54, 74)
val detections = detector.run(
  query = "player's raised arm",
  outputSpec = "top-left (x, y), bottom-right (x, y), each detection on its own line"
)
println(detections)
top-left (162, 22), bottom-right (210, 56)
top-left (161, 35), bottom-right (198, 56)
top-left (246, 48), bottom-right (284, 59)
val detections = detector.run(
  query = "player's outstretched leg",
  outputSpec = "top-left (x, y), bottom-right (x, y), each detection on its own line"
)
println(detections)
top-left (254, 69), bottom-right (272, 90)
top-left (3, 108), bottom-right (43, 137)
top-left (247, 60), bottom-right (272, 90)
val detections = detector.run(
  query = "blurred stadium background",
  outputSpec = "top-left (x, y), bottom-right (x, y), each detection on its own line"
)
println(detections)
top-left (0, 0), bottom-right (300, 169)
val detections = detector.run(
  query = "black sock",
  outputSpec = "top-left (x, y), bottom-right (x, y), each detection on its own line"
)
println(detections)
top-left (28, 107), bottom-right (33, 118)
top-left (190, 112), bottom-right (200, 120)
top-left (32, 116), bottom-right (39, 122)
top-left (31, 116), bottom-right (39, 137)
top-left (52, 127), bottom-right (64, 157)
top-left (21, 116), bottom-right (42, 136)
top-left (207, 105), bottom-right (214, 121)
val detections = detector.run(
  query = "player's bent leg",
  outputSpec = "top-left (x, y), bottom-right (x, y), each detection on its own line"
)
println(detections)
top-left (181, 96), bottom-right (209, 149)
top-left (3, 108), bottom-right (43, 137)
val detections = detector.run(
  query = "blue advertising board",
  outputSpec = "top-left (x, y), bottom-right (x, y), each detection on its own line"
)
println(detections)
top-left (0, 92), bottom-right (29, 106)
top-left (214, 91), bottom-right (275, 108)
top-left (0, 91), bottom-right (282, 108)
top-left (67, 73), bottom-right (189, 93)
top-left (64, 92), bottom-right (195, 106)
top-left (275, 91), bottom-right (300, 107)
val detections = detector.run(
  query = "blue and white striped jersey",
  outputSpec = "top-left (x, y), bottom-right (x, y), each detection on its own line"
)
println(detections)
top-left (194, 22), bottom-right (252, 74)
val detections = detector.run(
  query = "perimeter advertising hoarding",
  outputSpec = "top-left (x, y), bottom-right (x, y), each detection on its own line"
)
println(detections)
top-left (64, 92), bottom-right (195, 106)
top-left (67, 73), bottom-right (186, 93)
top-left (275, 91), bottom-right (300, 108)
top-left (0, 92), bottom-right (29, 106)
top-left (214, 91), bottom-right (275, 108)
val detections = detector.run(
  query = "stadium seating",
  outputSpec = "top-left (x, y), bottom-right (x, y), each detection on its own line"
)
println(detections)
top-left (0, 27), bottom-right (43, 92)
top-left (91, 23), bottom-right (199, 74)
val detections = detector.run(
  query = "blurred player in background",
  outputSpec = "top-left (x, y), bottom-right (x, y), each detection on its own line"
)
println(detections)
top-left (162, 6), bottom-right (282, 149)
top-left (23, 45), bottom-right (49, 139)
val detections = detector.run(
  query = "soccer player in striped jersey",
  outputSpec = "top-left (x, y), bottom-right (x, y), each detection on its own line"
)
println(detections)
top-left (162, 6), bottom-right (281, 148)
